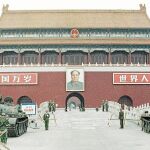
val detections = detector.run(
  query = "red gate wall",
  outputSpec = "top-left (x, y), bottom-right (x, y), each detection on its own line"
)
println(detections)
top-left (0, 72), bottom-right (149, 107)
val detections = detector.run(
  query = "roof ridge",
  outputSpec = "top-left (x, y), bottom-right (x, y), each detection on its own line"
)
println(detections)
top-left (1, 3), bottom-right (147, 14)
top-left (4, 9), bottom-right (144, 14)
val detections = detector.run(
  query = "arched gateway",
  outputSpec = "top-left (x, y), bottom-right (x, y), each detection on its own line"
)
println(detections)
top-left (17, 96), bottom-right (34, 104)
top-left (65, 93), bottom-right (85, 110)
top-left (118, 95), bottom-right (133, 107)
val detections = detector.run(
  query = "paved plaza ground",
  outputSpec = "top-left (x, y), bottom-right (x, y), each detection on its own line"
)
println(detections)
top-left (6, 109), bottom-right (150, 150)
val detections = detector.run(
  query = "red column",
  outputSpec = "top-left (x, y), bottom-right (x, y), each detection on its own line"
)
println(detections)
top-left (38, 50), bottom-right (41, 64)
top-left (87, 50), bottom-right (91, 64)
top-left (108, 49), bottom-right (111, 64)
top-left (128, 50), bottom-right (131, 64)
top-left (18, 51), bottom-right (21, 65)
top-left (149, 51), bottom-right (150, 64)
top-left (57, 49), bottom-right (62, 64)
top-left (0, 53), bottom-right (3, 65)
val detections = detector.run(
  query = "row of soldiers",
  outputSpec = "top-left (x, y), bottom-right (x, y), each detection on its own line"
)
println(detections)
top-left (48, 100), bottom-right (56, 113)
top-left (42, 100), bottom-right (125, 130)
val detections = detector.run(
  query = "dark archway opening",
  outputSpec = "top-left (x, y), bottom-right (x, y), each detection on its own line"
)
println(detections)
top-left (65, 92), bottom-right (85, 110)
top-left (17, 96), bottom-right (34, 105)
top-left (118, 95), bottom-right (133, 107)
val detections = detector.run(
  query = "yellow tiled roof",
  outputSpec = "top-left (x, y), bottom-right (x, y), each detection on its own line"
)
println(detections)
top-left (0, 4), bottom-right (150, 29)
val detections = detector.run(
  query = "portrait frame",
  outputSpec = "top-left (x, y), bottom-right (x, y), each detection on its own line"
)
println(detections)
top-left (66, 68), bottom-right (84, 91)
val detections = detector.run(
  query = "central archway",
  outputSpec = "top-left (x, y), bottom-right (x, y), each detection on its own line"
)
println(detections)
top-left (118, 95), bottom-right (133, 107)
top-left (17, 96), bottom-right (34, 104)
top-left (65, 92), bottom-right (85, 110)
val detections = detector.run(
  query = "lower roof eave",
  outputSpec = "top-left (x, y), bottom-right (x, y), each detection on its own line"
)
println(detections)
top-left (0, 38), bottom-right (150, 45)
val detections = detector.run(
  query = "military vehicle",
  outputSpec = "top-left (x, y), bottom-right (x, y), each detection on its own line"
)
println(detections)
top-left (0, 96), bottom-right (28, 137)
top-left (140, 111), bottom-right (150, 133)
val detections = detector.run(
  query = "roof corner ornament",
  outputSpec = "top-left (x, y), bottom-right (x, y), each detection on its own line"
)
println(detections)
top-left (2, 4), bottom-right (9, 13)
top-left (139, 4), bottom-right (146, 12)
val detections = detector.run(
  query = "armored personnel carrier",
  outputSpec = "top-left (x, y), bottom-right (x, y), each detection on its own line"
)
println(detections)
top-left (0, 96), bottom-right (28, 137)
top-left (140, 111), bottom-right (150, 133)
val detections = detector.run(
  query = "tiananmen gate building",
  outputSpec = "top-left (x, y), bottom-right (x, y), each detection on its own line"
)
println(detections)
top-left (0, 4), bottom-right (150, 108)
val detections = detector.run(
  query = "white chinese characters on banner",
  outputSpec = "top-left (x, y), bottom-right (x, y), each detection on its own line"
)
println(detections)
top-left (2, 75), bottom-right (9, 83)
top-left (0, 73), bottom-right (38, 85)
top-left (113, 73), bottom-right (150, 84)
top-left (24, 75), bottom-right (32, 83)
top-left (13, 75), bottom-right (20, 83)
top-left (21, 104), bottom-right (36, 115)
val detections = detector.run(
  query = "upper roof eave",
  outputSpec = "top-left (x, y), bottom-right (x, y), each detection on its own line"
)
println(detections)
top-left (0, 4), bottom-right (150, 29)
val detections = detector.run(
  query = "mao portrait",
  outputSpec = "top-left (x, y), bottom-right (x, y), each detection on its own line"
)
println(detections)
top-left (66, 69), bottom-right (84, 91)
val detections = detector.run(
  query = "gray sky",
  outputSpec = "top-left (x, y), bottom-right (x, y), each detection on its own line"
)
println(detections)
top-left (0, 0), bottom-right (150, 17)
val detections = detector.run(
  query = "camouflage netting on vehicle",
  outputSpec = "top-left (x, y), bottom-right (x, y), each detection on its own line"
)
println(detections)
top-left (0, 96), bottom-right (28, 137)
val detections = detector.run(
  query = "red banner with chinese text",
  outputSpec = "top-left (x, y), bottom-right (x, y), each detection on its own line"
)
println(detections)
top-left (0, 73), bottom-right (38, 85)
top-left (113, 73), bottom-right (150, 84)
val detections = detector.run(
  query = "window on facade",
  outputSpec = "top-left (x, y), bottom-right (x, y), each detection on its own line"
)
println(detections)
top-left (110, 31), bottom-right (126, 38)
top-left (62, 51), bottom-right (87, 65)
top-left (42, 30), bottom-right (60, 38)
top-left (90, 31), bottom-right (108, 38)
top-left (22, 31), bottom-right (40, 38)
top-left (0, 30), bottom-right (21, 38)
top-left (22, 51), bottom-right (38, 64)
top-left (131, 51), bottom-right (148, 64)
top-left (41, 51), bottom-right (58, 64)
top-left (79, 31), bottom-right (88, 38)
top-left (3, 51), bottom-right (18, 65)
top-left (111, 51), bottom-right (128, 64)
top-left (61, 31), bottom-right (70, 38)
top-left (129, 31), bottom-right (148, 38)
top-left (91, 51), bottom-right (108, 64)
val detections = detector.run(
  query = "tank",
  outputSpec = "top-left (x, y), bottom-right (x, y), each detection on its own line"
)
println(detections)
top-left (0, 96), bottom-right (28, 137)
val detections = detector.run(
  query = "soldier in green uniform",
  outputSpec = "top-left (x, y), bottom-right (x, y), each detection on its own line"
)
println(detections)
top-left (101, 100), bottom-right (105, 112)
top-left (51, 101), bottom-right (56, 113)
top-left (48, 100), bottom-right (52, 112)
top-left (119, 109), bottom-right (124, 129)
top-left (0, 95), bottom-right (2, 104)
top-left (43, 110), bottom-right (50, 130)
top-left (0, 95), bottom-right (4, 104)
top-left (105, 100), bottom-right (109, 112)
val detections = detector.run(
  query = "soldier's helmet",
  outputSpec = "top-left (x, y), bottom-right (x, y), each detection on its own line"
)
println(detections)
top-left (2, 113), bottom-right (6, 116)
